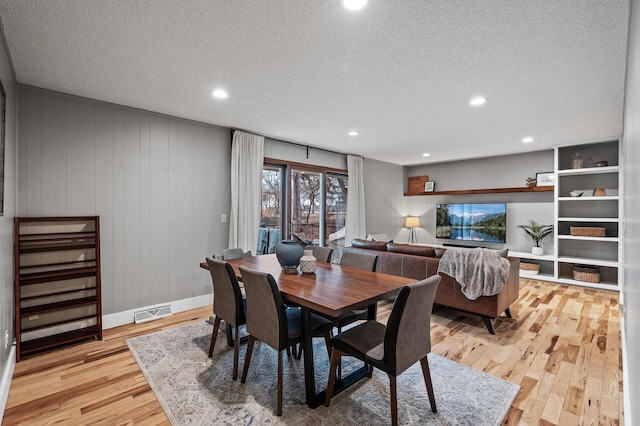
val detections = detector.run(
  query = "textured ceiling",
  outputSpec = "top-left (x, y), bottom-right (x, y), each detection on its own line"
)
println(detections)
top-left (0, 0), bottom-right (630, 165)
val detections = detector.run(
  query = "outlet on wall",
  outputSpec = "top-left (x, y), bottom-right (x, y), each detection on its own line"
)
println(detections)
top-left (4, 329), bottom-right (8, 350)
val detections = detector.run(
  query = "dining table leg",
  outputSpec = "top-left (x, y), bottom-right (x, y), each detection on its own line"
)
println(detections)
top-left (300, 306), bottom-right (321, 408)
top-left (301, 305), bottom-right (377, 409)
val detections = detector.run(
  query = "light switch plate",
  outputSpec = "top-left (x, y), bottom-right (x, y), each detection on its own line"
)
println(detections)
top-left (221, 213), bottom-right (227, 223)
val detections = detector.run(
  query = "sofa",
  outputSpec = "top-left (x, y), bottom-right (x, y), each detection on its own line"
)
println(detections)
top-left (343, 239), bottom-right (520, 334)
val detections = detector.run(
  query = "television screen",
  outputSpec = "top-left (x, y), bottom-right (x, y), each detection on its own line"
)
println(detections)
top-left (436, 203), bottom-right (507, 243)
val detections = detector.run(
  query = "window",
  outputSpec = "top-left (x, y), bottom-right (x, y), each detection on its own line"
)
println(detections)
top-left (261, 161), bottom-right (347, 248)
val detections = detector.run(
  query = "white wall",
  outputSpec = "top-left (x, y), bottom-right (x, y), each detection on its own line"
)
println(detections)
top-left (401, 151), bottom-right (555, 251)
top-left (17, 87), bottom-right (232, 315)
top-left (0, 28), bottom-right (17, 419)
top-left (622, 0), bottom-right (639, 423)
top-left (264, 138), bottom-right (347, 170)
top-left (363, 158), bottom-right (406, 241)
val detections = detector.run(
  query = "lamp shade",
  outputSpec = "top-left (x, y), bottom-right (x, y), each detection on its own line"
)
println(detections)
top-left (405, 216), bottom-right (420, 228)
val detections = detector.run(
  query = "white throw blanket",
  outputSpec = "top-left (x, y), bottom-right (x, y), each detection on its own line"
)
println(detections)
top-left (437, 247), bottom-right (510, 300)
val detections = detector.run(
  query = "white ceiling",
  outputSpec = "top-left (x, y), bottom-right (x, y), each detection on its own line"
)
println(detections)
top-left (0, 0), bottom-right (630, 166)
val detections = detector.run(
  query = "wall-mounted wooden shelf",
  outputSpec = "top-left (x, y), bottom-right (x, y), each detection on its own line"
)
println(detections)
top-left (404, 185), bottom-right (554, 196)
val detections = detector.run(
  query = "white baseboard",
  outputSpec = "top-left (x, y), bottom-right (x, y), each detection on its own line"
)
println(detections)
top-left (621, 315), bottom-right (632, 426)
top-left (0, 346), bottom-right (16, 424)
top-left (102, 293), bottom-right (213, 330)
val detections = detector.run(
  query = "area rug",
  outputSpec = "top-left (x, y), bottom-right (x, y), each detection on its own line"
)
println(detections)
top-left (126, 321), bottom-right (519, 425)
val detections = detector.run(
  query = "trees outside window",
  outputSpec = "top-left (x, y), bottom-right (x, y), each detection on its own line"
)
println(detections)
top-left (261, 163), bottom-right (347, 246)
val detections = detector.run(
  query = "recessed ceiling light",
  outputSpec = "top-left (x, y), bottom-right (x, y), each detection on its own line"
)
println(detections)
top-left (343, 0), bottom-right (367, 10)
top-left (469, 96), bottom-right (487, 106)
top-left (348, 130), bottom-right (359, 136)
top-left (211, 88), bottom-right (228, 99)
top-left (522, 137), bottom-right (534, 143)
top-left (422, 153), bottom-right (431, 157)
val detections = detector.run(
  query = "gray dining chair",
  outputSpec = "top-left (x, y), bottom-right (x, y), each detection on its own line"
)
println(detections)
top-left (331, 251), bottom-right (379, 330)
top-left (222, 248), bottom-right (252, 260)
top-left (324, 275), bottom-right (441, 426)
top-left (205, 257), bottom-right (246, 380)
top-left (239, 266), bottom-right (333, 416)
top-left (306, 245), bottom-right (333, 263)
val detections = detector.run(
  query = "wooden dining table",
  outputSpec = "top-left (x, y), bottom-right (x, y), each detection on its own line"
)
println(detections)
top-left (199, 253), bottom-right (416, 408)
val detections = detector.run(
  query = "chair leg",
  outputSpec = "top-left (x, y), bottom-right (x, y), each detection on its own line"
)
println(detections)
top-left (209, 316), bottom-right (221, 357)
top-left (324, 348), bottom-right (342, 407)
top-left (277, 350), bottom-right (283, 416)
top-left (296, 342), bottom-right (303, 359)
top-left (232, 324), bottom-right (240, 380)
top-left (420, 356), bottom-right (437, 413)
top-left (240, 335), bottom-right (255, 383)
top-left (323, 333), bottom-right (331, 358)
top-left (389, 374), bottom-right (398, 426)
top-left (337, 326), bottom-right (343, 380)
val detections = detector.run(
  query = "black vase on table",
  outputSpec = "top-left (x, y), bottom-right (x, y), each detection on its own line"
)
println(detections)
top-left (275, 240), bottom-right (304, 268)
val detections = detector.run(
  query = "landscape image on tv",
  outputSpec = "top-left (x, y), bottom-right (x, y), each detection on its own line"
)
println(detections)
top-left (436, 203), bottom-right (507, 243)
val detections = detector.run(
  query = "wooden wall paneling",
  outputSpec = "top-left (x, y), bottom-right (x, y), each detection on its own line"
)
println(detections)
top-left (66, 99), bottom-right (96, 214)
top-left (149, 115), bottom-right (170, 305)
top-left (139, 115), bottom-right (151, 307)
top-left (193, 125), bottom-right (218, 294)
top-left (123, 111), bottom-right (141, 310)
top-left (17, 86), bottom-right (27, 215)
top-left (95, 103), bottom-right (114, 314)
top-left (17, 87), bottom-right (233, 316)
top-left (111, 108), bottom-right (126, 314)
top-left (25, 89), bottom-right (42, 216)
top-left (41, 93), bottom-right (67, 216)
top-left (176, 121), bottom-right (194, 296)
top-left (167, 119), bottom-right (179, 303)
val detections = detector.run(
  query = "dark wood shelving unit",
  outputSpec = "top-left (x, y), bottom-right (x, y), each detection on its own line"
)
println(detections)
top-left (14, 216), bottom-right (102, 361)
top-left (404, 185), bottom-right (554, 196)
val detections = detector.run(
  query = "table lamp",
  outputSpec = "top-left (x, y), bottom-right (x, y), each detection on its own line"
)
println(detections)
top-left (405, 216), bottom-right (420, 244)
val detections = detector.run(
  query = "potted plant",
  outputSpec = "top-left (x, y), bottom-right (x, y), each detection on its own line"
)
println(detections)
top-left (518, 220), bottom-right (553, 255)
top-left (526, 177), bottom-right (537, 187)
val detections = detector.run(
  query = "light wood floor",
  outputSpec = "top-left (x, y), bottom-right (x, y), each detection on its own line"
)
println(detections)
top-left (3, 278), bottom-right (623, 425)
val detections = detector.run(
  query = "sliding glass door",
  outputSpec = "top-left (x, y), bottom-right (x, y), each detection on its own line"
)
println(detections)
top-left (261, 162), bottom-right (347, 247)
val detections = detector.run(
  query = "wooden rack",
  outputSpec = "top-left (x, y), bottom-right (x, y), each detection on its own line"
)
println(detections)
top-left (14, 216), bottom-right (102, 360)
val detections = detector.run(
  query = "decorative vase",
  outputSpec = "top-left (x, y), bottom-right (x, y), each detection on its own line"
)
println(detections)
top-left (571, 152), bottom-right (583, 169)
top-left (593, 187), bottom-right (606, 197)
top-left (532, 246), bottom-right (544, 255)
top-left (275, 240), bottom-right (304, 268)
top-left (299, 249), bottom-right (316, 274)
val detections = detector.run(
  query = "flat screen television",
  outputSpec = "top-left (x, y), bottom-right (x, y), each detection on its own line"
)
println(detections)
top-left (436, 203), bottom-right (507, 243)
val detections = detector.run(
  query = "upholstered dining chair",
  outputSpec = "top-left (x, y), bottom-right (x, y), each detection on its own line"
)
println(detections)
top-left (205, 257), bottom-right (247, 380)
top-left (332, 251), bottom-right (379, 330)
top-left (324, 275), bottom-right (441, 426)
top-left (306, 245), bottom-right (334, 263)
top-left (239, 266), bottom-right (333, 416)
top-left (222, 248), bottom-right (252, 260)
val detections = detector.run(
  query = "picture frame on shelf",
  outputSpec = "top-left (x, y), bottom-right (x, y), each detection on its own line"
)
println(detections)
top-left (536, 172), bottom-right (555, 187)
top-left (424, 181), bottom-right (435, 192)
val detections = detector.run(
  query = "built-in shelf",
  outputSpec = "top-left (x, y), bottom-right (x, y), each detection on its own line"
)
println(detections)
top-left (556, 165), bottom-right (619, 176)
top-left (404, 185), bottom-right (554, 196)
top-left (508, 251), bottom-right (555, 261)
top-left (557, 235), bottom-right (619, 242)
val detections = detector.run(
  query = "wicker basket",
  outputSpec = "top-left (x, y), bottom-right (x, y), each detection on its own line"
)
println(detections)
top-left (572, 265), bottom-right (600, 283)
top-left (520, 262), bottom-right (540, 271)
top-left (570, 226), bottom-right (605, 237)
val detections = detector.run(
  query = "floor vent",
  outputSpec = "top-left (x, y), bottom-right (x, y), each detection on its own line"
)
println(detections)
top-left (134, 305), bottom-right (172, 324)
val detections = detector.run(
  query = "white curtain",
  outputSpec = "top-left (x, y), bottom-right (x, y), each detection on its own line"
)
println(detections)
top-left (345, 155), bottom-right (366, 247)
top-left (228, 131), bottom-right (264, 252)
